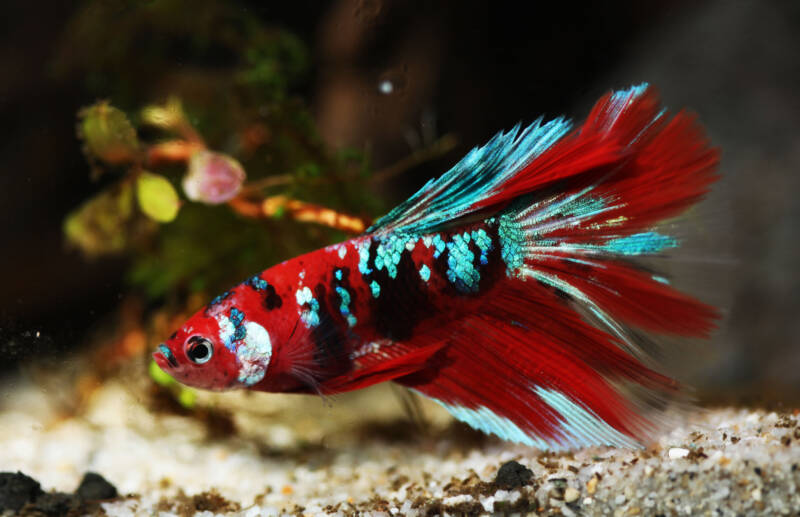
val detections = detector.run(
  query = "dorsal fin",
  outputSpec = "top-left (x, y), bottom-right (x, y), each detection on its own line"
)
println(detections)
top-left (366, 117), bottom-right (573, 235)
top-left (367, 84), bottom-right (659, 237)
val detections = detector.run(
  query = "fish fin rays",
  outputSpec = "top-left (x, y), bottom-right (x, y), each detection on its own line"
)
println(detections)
top-left (366, 117), bottom-right (574, 236)
top-left (317, 341), bottom-right (446, 394)
top-left (395, 292), bottom-right (680, 450)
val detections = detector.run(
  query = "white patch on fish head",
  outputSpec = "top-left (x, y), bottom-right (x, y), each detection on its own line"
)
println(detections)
top-left (215, 314), bottom-right (236, 351)
top-left (236, 321), bottom-right (272, 386)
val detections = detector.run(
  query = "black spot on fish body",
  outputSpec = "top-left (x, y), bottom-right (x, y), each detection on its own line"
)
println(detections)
top-left (263, 284), bottom-right (282, 310)
top-left (311, 283), bottom-right (350, 376)
top-left (475, 222), bottom-right (505, 290)
top-left (365, 238), bottom-right (434, 341)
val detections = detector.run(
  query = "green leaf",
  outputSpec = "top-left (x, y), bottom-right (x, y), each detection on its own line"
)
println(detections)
top-left (149, 359), bottom-right (176, 387)
top-left (79, 101), bottom-right (139, 165)
top-left (64, 182), bottom-right (155, 256)
top-left (177, 387), bottom-right (197, 408)
top-left (136, 171), bottom-right (180, 222)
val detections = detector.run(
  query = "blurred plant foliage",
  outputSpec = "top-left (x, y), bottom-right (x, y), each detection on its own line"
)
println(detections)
top-left (60, 0), bottom-right (382, 301)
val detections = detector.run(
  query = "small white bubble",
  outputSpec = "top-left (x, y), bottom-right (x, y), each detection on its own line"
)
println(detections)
top-left (378, 79), bottom-right (394, 95)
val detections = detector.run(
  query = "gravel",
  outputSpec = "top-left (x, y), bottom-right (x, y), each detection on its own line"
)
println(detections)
top-left (1, 374), bottom-right (798, 516)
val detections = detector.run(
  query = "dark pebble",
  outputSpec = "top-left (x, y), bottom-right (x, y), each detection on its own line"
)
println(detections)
top-left (29, 492), bottom-right (82, 516)
top-left (0, 471), bottom-right (44, 511)
top-left (494, 460), bottom-right (533, 489)
top-left (76, 472), bottom-right (118, 500)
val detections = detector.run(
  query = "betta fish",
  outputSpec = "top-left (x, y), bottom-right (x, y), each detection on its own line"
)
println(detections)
top-left (154, 84), bottom-right (719, 450)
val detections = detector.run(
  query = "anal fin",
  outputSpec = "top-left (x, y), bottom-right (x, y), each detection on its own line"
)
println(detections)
top-left (395, 282), bottom-right (678, 450)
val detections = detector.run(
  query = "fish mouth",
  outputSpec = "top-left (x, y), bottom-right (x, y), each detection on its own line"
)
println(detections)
top-left (154, 344), bottom-right (179, 368)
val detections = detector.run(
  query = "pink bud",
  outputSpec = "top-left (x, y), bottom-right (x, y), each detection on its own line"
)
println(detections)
top-left (183, 151), bottom-right (246, 204)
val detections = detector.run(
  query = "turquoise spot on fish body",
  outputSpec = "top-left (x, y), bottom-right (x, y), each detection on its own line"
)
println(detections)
top-left (471, 229), bottom-right (492, 250)
top-left (419, 264), bottom-right (431, 282)
top-left (208, 290), bottom-right (232, 308)
top-left (229, 308), bottom-right (247, 341)
top-left (370, 280), bottom-right (381, 298)
top-left (245, 275), bottom-right (268, 291)
top-left (373, 234), bottom-right (409, 279)
top-left (335, 269), bottom-right (343, 281)
top-left (335, 286), bottom-right (357, 328)
top-left (603, 232), bottom-right (677, 255)
top-left (431, 234), bottom-right (446, 258)
top-left (446, 233), bottom-right (480, 293)
top-left (295, 286), bottom-right (320, 327)
top-left (357, 241), bottom-right (372, 275)
top-left (498, 215), bottom-right (526, 275)
top-left (471, 228), bottom-right (493, 265)
top-left (335, 287), bottom-right (351, 312)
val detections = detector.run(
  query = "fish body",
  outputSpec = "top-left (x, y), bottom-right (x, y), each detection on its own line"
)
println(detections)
top-left (155, 84), bottom-right (720, 450)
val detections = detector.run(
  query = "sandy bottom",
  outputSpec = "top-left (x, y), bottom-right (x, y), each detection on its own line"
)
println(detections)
top-left (1, 373), bottom-right (798, 516)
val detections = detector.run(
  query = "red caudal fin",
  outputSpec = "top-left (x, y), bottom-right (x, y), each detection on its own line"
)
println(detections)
top-left (491, 85), bottom-right (720, 349)
top-left (472, 84), bottom-right (718, 217)
top-left (374, 84), bottom-right (720, 448)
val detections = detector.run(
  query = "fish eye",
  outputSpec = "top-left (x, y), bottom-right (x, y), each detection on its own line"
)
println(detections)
top-left (185, 336), bottom-right (214, 364)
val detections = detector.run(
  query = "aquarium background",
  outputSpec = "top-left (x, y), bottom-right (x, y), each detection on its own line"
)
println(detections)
top-left (0, 0), bottom-right (798, 405)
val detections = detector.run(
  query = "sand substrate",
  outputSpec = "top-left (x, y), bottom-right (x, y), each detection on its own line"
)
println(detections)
top-left (1, 376), bottom-right (798, 516)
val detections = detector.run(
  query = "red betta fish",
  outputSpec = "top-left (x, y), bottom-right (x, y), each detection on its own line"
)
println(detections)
top-left (154, 84), bottom-right (719, 450)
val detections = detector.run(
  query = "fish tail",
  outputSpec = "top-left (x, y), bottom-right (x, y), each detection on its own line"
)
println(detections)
top-left (392, 84), bottom-right (720, 449)
top-left (497, 84), bottom-right (719, 343)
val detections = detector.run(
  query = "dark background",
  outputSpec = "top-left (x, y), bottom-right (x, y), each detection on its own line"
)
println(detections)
top-left (1, 1), bottom-right (798, 401)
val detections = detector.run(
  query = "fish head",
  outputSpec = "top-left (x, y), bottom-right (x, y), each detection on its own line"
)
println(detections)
top-left (153, 308), bottom-right (244, 391)
top-left (154, 283), bottom-right (280, 391)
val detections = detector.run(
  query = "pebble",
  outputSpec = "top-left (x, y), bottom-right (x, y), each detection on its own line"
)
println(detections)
top-left (564, 487), bottom-right (580, 503)
top-left (0, 471), bottom-right (43, 511)
top-left (668, 447), bottom-right (690, 459)
top-left (76, 472), bottom-right (118, 500)
top-left (586, 475), bottom-right (599, 494)
top-left (494, 460), bottom-right (533, 489)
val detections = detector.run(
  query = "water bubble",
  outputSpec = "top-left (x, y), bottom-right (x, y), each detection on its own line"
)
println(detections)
top-left (377, 67), bottom-right (408, 96)
top-left (378, 80), bottom-right (394, 95)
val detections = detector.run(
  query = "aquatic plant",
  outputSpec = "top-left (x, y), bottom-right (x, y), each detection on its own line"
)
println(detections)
top-left (56, 1), bottom-right (459, 410)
